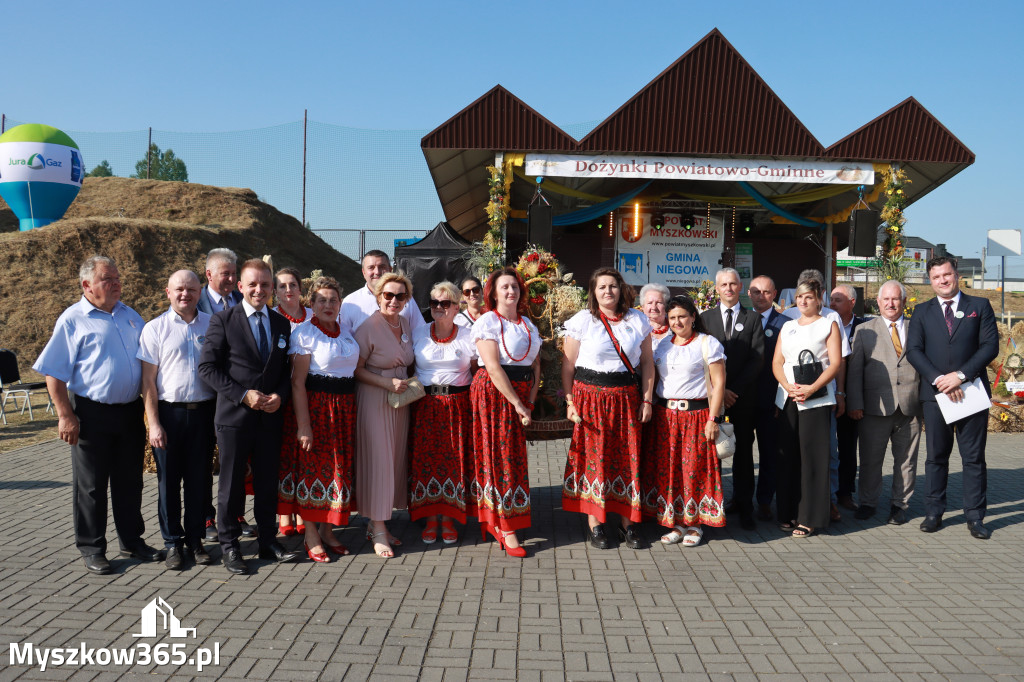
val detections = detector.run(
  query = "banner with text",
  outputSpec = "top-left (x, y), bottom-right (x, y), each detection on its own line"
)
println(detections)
top-left (616, 213), bottom-right (724, 288)
top-left (525, 154), bottom-right (873, 185)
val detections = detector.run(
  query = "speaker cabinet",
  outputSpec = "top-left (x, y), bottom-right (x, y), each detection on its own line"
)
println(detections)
top-left (849, 209), bottom-right (879, 257)
top-left (528, 203), bottom-right (553, 251)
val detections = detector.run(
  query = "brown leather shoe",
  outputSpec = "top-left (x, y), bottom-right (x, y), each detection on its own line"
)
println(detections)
top-left (837, 494), bottom-right (857, 511)
top-left (830, 503), bottom-right (842, 522)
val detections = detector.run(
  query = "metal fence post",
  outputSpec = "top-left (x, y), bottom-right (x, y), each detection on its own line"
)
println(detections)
top-left (147, 127), bottom-right (152, 179)
top-left (358, 231), bottom-right (365, 259)
top-left (302, 109), bottom-right (308, 228)
top-left (1, 114), bottom-right (5, 134)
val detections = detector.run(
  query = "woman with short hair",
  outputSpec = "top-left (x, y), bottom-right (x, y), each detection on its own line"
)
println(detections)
top-left (279, 277), bottom-right (358, 562)
top-left (639, 283), bottom-right (672, 350)
top-left (409, 281), bottom-right (477, 544)
top-left (353, 272), bottom-right (416, 558)
top-left (773, 280), bottom-right (842, 538)
top-left (561, 268), bottom-right (654, 550)
top-left (641, 296), bottom-right (726, 547)
top-left (469, 267), bottom-right (541, 558)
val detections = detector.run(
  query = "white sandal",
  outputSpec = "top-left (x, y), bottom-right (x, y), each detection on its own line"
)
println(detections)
top-left (660, 526), bottom-right (687, 544)
top-left (681, 526), bottom-right (703, 547)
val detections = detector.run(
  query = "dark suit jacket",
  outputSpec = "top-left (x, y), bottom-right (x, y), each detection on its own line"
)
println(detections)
top-left (700, 304), bottom-right (764, 409)
top-left (197, 287), bottom-right (243, 316)
top-left (906, 293), bottom-right (998, 402)
top-left (198, 305), bottom-right (292, 426)
top-left (756, 308), bottom-right (787, 401)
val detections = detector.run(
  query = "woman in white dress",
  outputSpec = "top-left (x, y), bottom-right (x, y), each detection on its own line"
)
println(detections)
top-left (773, 280), bottom-right (842, 538)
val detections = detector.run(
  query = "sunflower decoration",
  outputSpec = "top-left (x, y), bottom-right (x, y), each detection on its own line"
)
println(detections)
top-left (879, 165), bottom-right (912, 280)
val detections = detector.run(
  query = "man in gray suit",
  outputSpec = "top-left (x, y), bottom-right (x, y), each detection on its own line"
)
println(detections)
top-left (197, 248), bottom-right (243, 315)
top-left (846, 280), bottom-right (922, 525)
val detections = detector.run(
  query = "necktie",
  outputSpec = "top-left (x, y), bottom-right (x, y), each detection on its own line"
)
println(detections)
top-left (944, 301), bottom-right (954, 336)
top-left (890, 322), bottom-right (902, 356)
top-left (725, 308), bottom-right (734, 340)
top-left (221, 298), bottom-right (228, 312)
top-left (255, 311), bottom-right (270, 363)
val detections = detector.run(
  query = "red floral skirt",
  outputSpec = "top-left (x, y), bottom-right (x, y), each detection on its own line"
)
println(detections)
top-left (408, 391), bottom-right (471, 523)
top-left (277, 390), bottom-right (356, 525)
top-left (562, 380), bottom-right (643, 522)
top-left (468, 369), bottom-right (531, 532)
top-left (641, 405), bottom-right (724, 528)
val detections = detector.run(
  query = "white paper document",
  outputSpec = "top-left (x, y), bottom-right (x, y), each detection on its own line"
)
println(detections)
top-left (935, 378), bottom-right (991, 423)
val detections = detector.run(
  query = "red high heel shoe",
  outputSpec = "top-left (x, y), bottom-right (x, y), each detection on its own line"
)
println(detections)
top-left (304, 542), bottom-right (330, 563)
top-left (296, 523), bottom-right (306, 534)
top-left (485, 524), bottom-right (526, 558)
top-left (279, 520), bottom-right (296, 536)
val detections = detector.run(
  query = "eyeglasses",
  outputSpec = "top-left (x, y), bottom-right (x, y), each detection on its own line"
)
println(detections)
top-left (380, 291), bottom-right (409, 302)
top-left (462, 286), bottom-right (482, 296)
top-left (429, 299), bottom-right (454, 310)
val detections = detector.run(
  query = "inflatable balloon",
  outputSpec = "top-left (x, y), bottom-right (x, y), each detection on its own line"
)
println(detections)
top-left (0, 124), bottom-right (83, 230)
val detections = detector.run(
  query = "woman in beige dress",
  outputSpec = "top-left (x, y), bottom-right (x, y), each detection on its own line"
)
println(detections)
top-left (352, 272), bottom-right (416, 558)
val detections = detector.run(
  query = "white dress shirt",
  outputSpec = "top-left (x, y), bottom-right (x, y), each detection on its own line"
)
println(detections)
top-left (137, 308), bottom-right (215, 402)
top-left (340, 285), bottom-right (427, 332)
top-left (719, 302), bottom-right (741, 336)
top-left (241, 300), bottom-right (272, 350)
top-left (207, 285), bottom-right (234, 311)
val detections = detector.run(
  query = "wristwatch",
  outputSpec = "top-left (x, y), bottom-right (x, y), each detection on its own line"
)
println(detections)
top-left (956, 371), bottom-right (966, 382)
top-left (709, 415), bottom-right (724, 424)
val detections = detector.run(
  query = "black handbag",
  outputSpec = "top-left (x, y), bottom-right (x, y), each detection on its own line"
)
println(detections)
top-left (792, 349), bottom-right (827, 399)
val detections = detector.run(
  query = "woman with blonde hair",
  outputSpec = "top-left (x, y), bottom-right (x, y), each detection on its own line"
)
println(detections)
top-left (408, 280), bottom-right (477, 544)
top-left (279, 276), bottom-right (358, 561)
top-left (773, 280), bottom-right (842, 538)
top-left (353, 272), bottom-right (416, 558)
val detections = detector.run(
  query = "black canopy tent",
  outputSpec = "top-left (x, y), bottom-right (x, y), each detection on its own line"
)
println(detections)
top-left (395, 221), bottom-right (474, 319)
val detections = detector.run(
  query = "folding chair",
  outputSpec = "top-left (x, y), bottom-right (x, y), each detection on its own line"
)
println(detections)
top-left (0, 348), bottom-right (50, 424)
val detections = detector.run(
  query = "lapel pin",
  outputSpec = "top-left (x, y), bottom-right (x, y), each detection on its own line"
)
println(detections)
top-left (734, 323), bottom-right (744, 332)
top-left (765, 328), bottom-right (774, 337)
top-left (954, 310), bottom-right (964, 319)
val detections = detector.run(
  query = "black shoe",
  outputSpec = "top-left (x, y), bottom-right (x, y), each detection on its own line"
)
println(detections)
top-left (887, 506), bottom-right (907, 525)
top-left (837, 494), bottom-right (857, 511)
top-left (738, 512), bottom-right (756, 531)
top-left (967, 520), bottom-right (991, 540)
top-left (587, 524), bottom-right (610, 550)
top-left (239, 517), bottom-right (256, 537)
top-left (187, 544), bottom-right (212, 566)
top-left (723, 498), bottom-right (737, 513)
top-left (120, 543), bottom-right (165, 562)
top-left (618, 525), bottom-right (645, 550)
top-left (919, 515), bottom-right (942, 533)
top-left (223, 548), bottom-right (248, 575)
top-left (854, 505), bottom-right (875, 520)
top-left (204, 519), bottom-right (218, 542)
top-left (83, 554), bottom-right (112, 575)
top-left (756, 504), bottom-right (774, 522)
top-left (165, 546), bottom-right (185, 571)
top-left (257, 541), bottom-right (302, 563)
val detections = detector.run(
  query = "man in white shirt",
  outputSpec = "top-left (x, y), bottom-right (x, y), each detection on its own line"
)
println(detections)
top-left (138, 270), bottom-right (217, 570)
top-left (846, 280), bottom-right (921, 525)
top-left (341, 250), bottom-right (426, 332)
top-left (197, 248), bottom-right (242, 315)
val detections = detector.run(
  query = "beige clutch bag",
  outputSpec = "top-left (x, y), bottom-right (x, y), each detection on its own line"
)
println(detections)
top-left (387, 376), bottom-right (426, 409)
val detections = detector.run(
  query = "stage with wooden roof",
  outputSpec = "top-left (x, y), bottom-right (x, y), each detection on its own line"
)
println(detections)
top-left (421, 29), bottom-right (974, 290)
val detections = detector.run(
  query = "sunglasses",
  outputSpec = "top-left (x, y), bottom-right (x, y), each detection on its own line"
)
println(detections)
top-left (462, 286), bottom-right (482, 296)
top-left (429, 299), bottom-right (455, 310)
top-left (380, 291), bottom-right (409, 302)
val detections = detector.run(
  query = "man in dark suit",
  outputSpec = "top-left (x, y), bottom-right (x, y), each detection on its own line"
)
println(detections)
top-left (197, 248), bottom-right (243, 315)
top-left (199, 258), bottom-right (301, 574)
top-left (830, 284), bottom-right (866, 511)
top-left (195, 247), bottom-right (248, 540)
top-left (702, 268), bottom-right (765, 530)
top-left (906, 256), bottom-right (998, 539)
top-left (847, 280), bottom-right (922, 525)
top-left (748, 275), bottom-right (787, 520)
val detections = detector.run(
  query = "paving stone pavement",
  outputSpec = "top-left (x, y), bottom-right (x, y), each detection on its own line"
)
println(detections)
top-left (1, 433), bottom-right (1023, 681)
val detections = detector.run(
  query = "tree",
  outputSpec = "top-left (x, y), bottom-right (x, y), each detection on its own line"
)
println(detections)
top-left (131, 144), bottom-right (188, 182)
top-left (86, 160), bottom-right (114, 177)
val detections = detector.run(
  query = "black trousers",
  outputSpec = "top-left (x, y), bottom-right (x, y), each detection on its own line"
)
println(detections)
top-left (725, 403), bottom-right (756, 514)
top-left (69, 395), bottom-right (146, 557)
top-left (215, 414), bottom-right (284, 552)
top-left (153, 400), bottom-right (215, 548)
top-left (753, 404), bottom-right (779, 506)
top-left (776, 399), bottom-right (831, 529)
top-left (921, 401), bottom-right (988, 521)
top-left (836, 413), bottom-right (858, 497)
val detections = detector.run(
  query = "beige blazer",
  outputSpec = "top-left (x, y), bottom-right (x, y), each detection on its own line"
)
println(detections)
top-left (846, 315), bottom-right (921, 417)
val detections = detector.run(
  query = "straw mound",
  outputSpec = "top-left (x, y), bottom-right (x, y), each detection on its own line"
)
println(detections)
top-left (0, 177), bottom-right (363, 363)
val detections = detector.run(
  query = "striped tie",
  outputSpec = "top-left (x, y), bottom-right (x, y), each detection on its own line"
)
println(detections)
top-left (944, 301), bottom-right (954, 336)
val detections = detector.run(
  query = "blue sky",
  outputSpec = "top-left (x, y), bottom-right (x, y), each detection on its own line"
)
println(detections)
top-left (5, 1), bottom-right (1021, 273)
